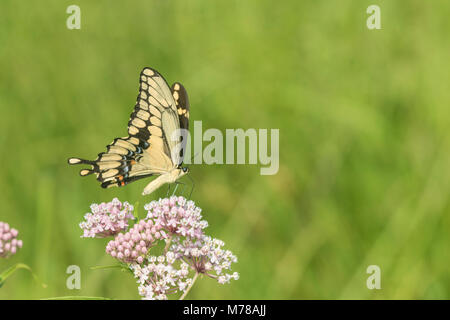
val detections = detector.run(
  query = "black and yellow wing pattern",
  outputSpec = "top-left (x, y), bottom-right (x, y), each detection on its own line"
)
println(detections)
top-left (68, 67), bottom-right (189, 189)
top-left (171, 82), bottom-right (190, 164)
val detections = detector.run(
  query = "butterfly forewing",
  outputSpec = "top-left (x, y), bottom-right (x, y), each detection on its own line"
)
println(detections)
top-left (137, 68), bottom-right (182, 167)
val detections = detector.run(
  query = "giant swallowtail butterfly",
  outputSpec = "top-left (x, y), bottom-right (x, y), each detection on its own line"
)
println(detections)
top-left (68, 67), bottom-right (190, 196)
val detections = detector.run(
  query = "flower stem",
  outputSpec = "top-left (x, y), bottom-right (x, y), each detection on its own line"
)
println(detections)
top-left (164, 235), bottom-right (173, 254)
top-left (179, 272), bottom-right (199, 300)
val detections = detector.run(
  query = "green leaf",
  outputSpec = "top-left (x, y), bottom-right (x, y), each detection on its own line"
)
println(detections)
top-left (0, 263), bottom-right (47, 288)
top-left (90, 263), bottom-right (132, 274)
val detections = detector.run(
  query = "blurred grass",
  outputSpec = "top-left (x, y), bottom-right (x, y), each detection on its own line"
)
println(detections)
top-left (1, 0), bottom-right (450, 299)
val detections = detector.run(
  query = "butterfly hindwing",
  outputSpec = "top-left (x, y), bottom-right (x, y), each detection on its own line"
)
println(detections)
top-left (171, 82), bottom-right (190, 131)
top-left (68, 136), bottom-right (153, 188)
top-left (171, 82), bottom-right (190, 165)
top-left (68, 67), bottom-right (183, 189)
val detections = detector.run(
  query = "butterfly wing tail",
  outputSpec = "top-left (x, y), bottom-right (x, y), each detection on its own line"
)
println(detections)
top-left (67, 157), bottom-right (97, 176)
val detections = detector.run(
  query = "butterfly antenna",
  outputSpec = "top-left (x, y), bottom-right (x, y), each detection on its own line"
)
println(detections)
top-left (188, 151), bottom-right (201, 165)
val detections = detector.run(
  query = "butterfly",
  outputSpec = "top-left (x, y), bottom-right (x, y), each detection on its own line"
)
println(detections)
top-left (68, 67), bottom-right (190, 196)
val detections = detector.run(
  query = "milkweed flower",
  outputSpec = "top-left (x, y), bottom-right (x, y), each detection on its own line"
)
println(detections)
top-left (144, 196), bottom-right (208, 239)
top-left (131, 252), bottom-right (191, 300)
top-left (79, 198), bottom-right (135, 238)
top-left (106, 219), bottom-right (164, 264)
top-left (170, 235), bottom-right (239, 284)
top-left (80, 196), bottom-right (239, 300)
top-left (0, 222), bottom-right (23, 258)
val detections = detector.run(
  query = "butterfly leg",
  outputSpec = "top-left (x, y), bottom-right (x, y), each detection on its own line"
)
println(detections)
top-left (179, 181), bottom-right (187, 196)
top-left (171, 183), bottom-right (180, 196)
top-left (166, 184), bottom-right (171, 197)
top-left (171, 181), bottom-right (186, 197)
top-left (186, 174), bottom-right (195, 200)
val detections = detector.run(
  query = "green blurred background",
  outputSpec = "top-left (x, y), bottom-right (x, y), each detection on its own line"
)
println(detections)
top-left (1, 0), bottom-right (449, 299)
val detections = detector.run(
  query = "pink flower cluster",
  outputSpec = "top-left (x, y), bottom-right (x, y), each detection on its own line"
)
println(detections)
top-left (79, 198), bottom-right (135, 238)
top-left (0, 222), bottom-right (23, 258)
top-left (81, 196), bottom-right (239, 300)
top-left (144, 196), bottom-right (208, 239)
top-left (171, 236), bottom-right (239, 284)
top-left (106, 219), bottom-right (165, 264)
top-left (132, 252), bottom-right (191, 300)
